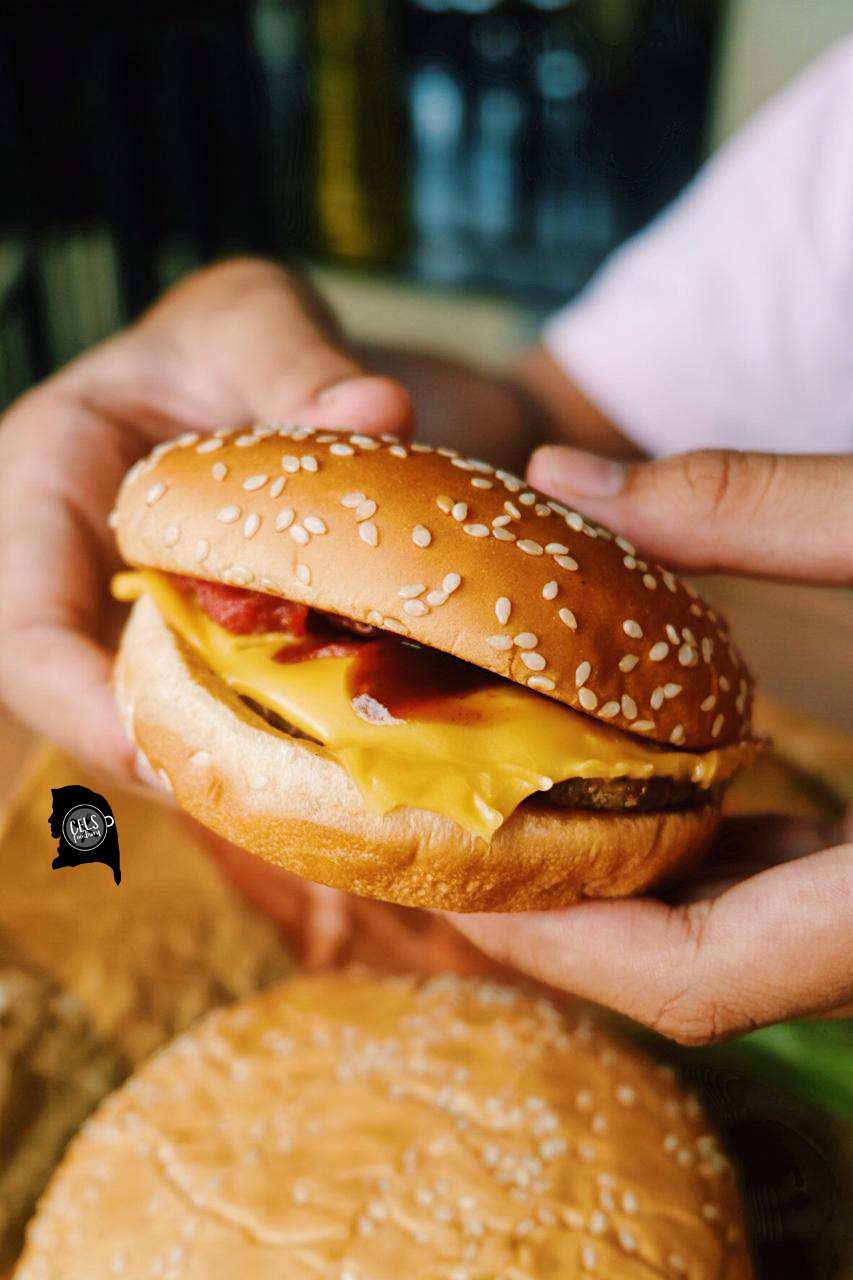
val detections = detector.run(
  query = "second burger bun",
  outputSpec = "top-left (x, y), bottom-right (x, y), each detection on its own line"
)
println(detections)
top-left (112, 425), bottom-right (754, 912)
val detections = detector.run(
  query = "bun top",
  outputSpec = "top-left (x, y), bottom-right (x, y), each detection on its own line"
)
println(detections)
top-left (113, 425), bottom-right (753, 750)
top-left (18, 971), bottom-right (753, 1279)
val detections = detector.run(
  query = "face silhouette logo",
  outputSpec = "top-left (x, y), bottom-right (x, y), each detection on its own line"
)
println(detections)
top-left (49, 785), bottom-right (121, 884)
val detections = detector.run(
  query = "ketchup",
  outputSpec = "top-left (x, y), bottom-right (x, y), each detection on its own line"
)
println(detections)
top-left (346, 637), bottom-right (494, 722)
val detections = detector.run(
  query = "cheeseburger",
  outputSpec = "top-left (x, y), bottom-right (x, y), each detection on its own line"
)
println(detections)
top-left (110, 425), bottom-right (757, 911)
top-left (15, 971), bottom-right (754, 1279)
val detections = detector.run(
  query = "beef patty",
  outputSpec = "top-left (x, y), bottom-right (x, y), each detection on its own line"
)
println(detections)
top-left (241, 696), bottom-right (706, 814)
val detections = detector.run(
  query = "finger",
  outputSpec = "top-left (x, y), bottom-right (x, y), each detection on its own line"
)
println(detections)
top-left (136, 258), bottom-right (414, 438)
top-left (447, 840), bottom-right (853, 1044)
top-left (526, 447), bottom-right (853, 583)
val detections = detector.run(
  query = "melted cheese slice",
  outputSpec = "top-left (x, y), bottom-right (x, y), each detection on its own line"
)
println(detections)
top-left (114, 571), bottom-right (754, 840)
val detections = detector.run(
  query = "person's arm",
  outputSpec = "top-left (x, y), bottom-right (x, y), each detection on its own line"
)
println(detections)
top-left (450, 445), bottom-right (853, 1044)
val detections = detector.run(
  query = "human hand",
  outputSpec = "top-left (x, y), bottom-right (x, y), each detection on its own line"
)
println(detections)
top-left (0, 258), bottom-right (412, 780)
top-left (451, 447), bottom-right (853, 1043)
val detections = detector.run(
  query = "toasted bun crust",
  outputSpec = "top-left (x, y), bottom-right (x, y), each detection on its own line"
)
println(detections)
top-left (17, 971), bottom-right (754, 1279)
top-left (114, 594), bottom-right (718, 912)
top-left (113, 425), bottom-right (753, 751)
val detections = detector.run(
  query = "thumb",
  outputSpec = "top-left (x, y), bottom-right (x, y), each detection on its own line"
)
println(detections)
top-left (527, 446), bottom-right (852, 584)
top-left (138, 258), bottom-right (414, 438)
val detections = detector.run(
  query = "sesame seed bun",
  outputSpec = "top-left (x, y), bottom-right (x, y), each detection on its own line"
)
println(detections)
top-left (114, 591), bottom-right (719, 911)
top-left (110, 425), bottom-right (753, 912)
top-left (113, 426), bottom-right (753, 751)
top-left (16, 971), bottom-right (754, 1280)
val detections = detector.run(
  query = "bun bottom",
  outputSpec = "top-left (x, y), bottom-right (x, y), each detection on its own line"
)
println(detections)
top-left (114, 595), bottom-right (719, 913)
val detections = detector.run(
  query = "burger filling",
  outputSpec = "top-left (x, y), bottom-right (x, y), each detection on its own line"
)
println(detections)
top-left (113, 571), bottom-right (755, 840)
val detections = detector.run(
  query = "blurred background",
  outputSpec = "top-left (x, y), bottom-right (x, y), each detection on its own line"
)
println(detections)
top-left (0, 0), bottom-right (850, 399)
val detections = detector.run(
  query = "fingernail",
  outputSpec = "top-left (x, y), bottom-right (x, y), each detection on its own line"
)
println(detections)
top-left (315, 376), bottom-right (365, 404)
top-left (532, 447), bottom-right (627, 497)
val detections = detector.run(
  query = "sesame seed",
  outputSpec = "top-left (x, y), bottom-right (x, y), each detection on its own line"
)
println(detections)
top-left (616, 1084), bottom-right (636, 1106)
top-left (399, 583), bottom-right (426, 598)
top-left (619, 653), bottom-right (639, 672)
top-left (622, 619), bottom-right (643, 639)
top-left (296, 563), bottom-right (311, 585)
top-left (146, 481), bottom-right (166, 505)
top-left (543, 581), bottom-right (558, 600)
top-left (381, 433), bottom-right (401, 444)
top-left (269, 476), bottom-right (286, 498)
top-left (243, 513), bottom-right (261, 538)
top-left (330, 442), bottom-right (355, 456)
top-left (623, 555), bottom-right (637, 569)
top-left (615, 535), bottom-right (635, 554)
top-left (649, 642), bottom-right (669, 661)
top-left (487, 635), bottom-right (513, 651)
top-left (449, 456), bottom-right (472, 471)
top-left (289, 524), bottom-right (309, 545)
top-left (633, 719), bottom-right (655, 731)
top-left (521, 652), bottom-right (546, 671)
top-left (275, 508), bottom-right (295, 531)
top-left (670, 724), bottom-right (686, 745)
top-left (492, 528), bottom-right (516, 541)
top-left (700, 693), bottom-right (716, 711)
top-left (622, 1191), bottom-right (638, 1214)
top-left (518, 491), bottom-right (535, 506)
top-left (426, 590), bottom-right (447, 606)
top-left (412, 524), bottom-right (432, 548)
top-left (619, 1228), bottom-right (637, 1252)
top-left (212, 461), bottom-right (229, 481)
top-left (341, 491), bottom-right (365, 508)
top-left (356, 499), bottom-right (377, 522)
top-left (575, 661), bottom-right (591, 687)
top-left (678, 643), bottom-right (695, 666)
top-left (452, 502), bottom-right (468, 521)
top-left (527, 676), bottom-right (555, 692)
top-left (555, 554), bottom-right (579, 571)
top-left (578, 686), bottom-right (597, 709)
top-left (282, 455), bottom-right (300, 472)
top-left (621, 695), bottom-right (638, 719)
top-left (702, 1202), bottom-right (719, 1221)
top-left (195, 538), bottom-right (209, 562)
top-left (410, 442), bottom-right (432, 453)
top-left (304, 515), bottom-right (327, 534)
top-left (492, 514), bottom-right (511, 527)
top-left (504, 500), bottom-right (521, 519)
top-left (164, 524), bottom-right (180, 546)
top-left (662, 571), bottom-right (678, 592)
top-left (471, 477), bottom-right (492, 489)
top-left (683, 626), bottom-right (697, 644)
top-left (495, 597), bottom-right (511, 625)
top-left (222, 565), bottom-right (252, 585)
top-left (443, 573), bottom-right (461, 593)
top-left (403, 599), bottom-right (428, 617)
top-left (581, 1243), bottom-right (597, 1272)
top-left (359, 521), bottom-right (378, 546)
top-left (217, 505), bottom-right (241, 524)
top-left (389, 444), bottom-right (407, 458)
top-left (196, 436), bottom-right (223, 454)
top-left (243, 473), bottom-right (268, 491)
top-left (351, 434), bottom-right (378, 449)
top-left (464, 523), bottom-right (490, 537)
top-left (643, 574), bottom-right (657, 590)
top-left (666, 623), bottom-right (680, 644)
top-left (651, 687), bottom-right (665, 711)
top-left (234, 433), bottom-right (259, 446)
top-left (437, 495), bottom-right (453, 514)
top-left (702, 637), bottom-right (714, 662)
top-left (589, 1210), bottom-right (607, 1235)
top-left (712, 713), bottom-right (724, 737)
top-left (719, 675), bottom-right (731, 692)
top-left (545, 542), bottom-right (568, 555)
top-left (514, 632), bottom-right (538, 649)
top-left (600, 701), bottom-right (620, 718)
top-left (664, 682), bottom-right (682, 698)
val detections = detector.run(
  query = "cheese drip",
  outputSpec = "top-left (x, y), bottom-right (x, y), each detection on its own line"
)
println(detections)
top-left (113, 572), bottom-right (755, 840)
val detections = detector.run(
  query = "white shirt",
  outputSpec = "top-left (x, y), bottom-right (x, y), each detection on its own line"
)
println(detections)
top-left (543, 37), bottom-right (853, 456)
